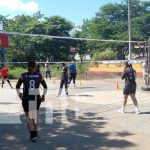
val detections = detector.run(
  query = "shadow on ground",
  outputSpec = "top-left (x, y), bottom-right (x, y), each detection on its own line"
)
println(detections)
top-left (0, 108), bottom-right (136, 150)
top-left (140, 111), bottom-right (150, 115)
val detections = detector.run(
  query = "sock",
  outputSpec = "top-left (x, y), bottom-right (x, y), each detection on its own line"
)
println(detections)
top-left (134, 106), bottom-right (139, 111)
top-left (30, 131), bottom-right (35, 139)
top-left (34, 131), bottom-right (37, 137)
top-left (121, 105), bottom-right (125, 111)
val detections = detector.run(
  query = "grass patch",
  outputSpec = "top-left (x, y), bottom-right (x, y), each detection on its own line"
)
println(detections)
top-left (8, 62), bottom-right (90, 79)
top-left (9, 67), bottom-right (26, 79)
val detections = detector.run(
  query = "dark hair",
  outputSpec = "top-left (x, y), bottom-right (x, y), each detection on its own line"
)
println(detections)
top-left (124, 61), bottom-right (130, 67)
top-left (28, 60), bottom-right (36, 68)
top-left (61, 63), bottom-right (65, 66)
top-left (37, 64), bottom-right (40, 68)
top-left (124, 61), bottom-right (133, 69)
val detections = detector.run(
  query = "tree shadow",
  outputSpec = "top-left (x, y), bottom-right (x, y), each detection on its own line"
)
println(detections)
top-left (0, 108), bottom-right (136, 150)
top-left (140, 111), bottom-right (150, 115)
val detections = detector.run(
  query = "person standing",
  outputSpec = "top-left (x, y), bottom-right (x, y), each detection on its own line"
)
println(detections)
top-left (0, 66), bottom-right (2, 78)
top-left (118, 61), bottom-right (140, 114)
top-left (57, 63), bottom-right (69, 96)
top-left (142, 59), bottom-right (149, 86)
top-left (1, 66), bottom-right (13, 88)
top-left (35, 64), bottom-right (41, 74)
top-left (45, 61), bottom-right (51, 79)
top-left (16, 60), bottom-right (47, 142)
top-left (68, 60), bottom-right (77, 88)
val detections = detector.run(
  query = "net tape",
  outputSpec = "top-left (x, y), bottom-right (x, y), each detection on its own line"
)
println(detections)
top-left (0, 31), bottom-right (146, 43)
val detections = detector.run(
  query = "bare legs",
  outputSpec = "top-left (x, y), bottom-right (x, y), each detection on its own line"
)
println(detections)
top-left (25, 111), bottom-right (38, 140)
top-left (119, 94), bottom-right (140, 114)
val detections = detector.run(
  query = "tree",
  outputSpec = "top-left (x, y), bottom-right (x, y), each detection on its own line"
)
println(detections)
top-left (93, 48), bottom-right (116, 61)
top-left (80, 0), bottom-right (150, 60)
top-left (4, 13), bottom-right (74, 62)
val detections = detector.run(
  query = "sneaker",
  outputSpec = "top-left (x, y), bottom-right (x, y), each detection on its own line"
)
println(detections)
top-left (30, 137), bottom-right (38, 142)
top-left (34, 136), bottom-right (39, 140)
top-left (118, 109), bottom-right (125, 113)
top-left (134, 107), bottom-right (140, 114)
top-left (56, 94), bottom-right (60, 97)
top-left (135, 109), bottom-right (140, 114)
top-left (66, 92), bottom-right (69, 96)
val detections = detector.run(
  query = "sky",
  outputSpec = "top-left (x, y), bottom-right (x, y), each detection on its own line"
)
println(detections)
top-left (0, 0), bottom-right (148, 26)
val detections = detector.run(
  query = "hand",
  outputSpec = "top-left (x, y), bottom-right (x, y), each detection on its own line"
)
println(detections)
top-left (19, 93), bottom-right (23, 100)
top-left (41, 95), bottom-right (45, 102)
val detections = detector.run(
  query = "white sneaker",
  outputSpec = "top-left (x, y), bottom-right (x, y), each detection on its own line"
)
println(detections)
top-left (31, 137), bottom-right (38, 142)
top-left (135, 109), bottom-right (140, 114)
top-left (56, 94), bottom-right (60, 97)
top-left (118, 109), bottom-right (125, 113)
top-left (134, 107), bottom-right (140, 114)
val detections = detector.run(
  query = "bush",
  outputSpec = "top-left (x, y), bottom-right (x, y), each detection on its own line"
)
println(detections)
top-left (9, 67), bottom-right (26, 79)
top-left (8, 62), bottom-right (90, 79)
top-left (93, 49), bottom-right (116, 61)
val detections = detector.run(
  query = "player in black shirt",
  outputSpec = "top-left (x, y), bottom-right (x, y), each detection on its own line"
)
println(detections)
top-left (16, 60), bottom-right (47, 142)
top-left (35, 64), bottom-right (41, 74)
top-left (57, 63), bottom-right (69, 96)
top-left (118, 61), bottom-right (140, 114)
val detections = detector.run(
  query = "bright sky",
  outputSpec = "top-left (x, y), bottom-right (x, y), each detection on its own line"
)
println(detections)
top-left (0, 0), bottom-right (148, 26)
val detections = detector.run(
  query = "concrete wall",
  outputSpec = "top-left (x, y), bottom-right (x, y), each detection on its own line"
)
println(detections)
top-left (89, 62), bottom-right (144, 77)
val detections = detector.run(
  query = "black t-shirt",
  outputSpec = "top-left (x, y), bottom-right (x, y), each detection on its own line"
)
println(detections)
top-left (61, 66), bottom-right (68, 80)
top-left (122, 67), bottom-right (136, 84)
top-left (16, 72), bottom-right (47, 101)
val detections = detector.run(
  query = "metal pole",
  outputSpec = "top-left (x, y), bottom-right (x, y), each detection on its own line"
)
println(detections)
top-left (145, 37), bottom-right (150, 86)
top-left (148, 37), bottom-right (150, 76)
top-left (128, 0), bottom-right (132, 60)
top-left (0, 20), bottom-right (6, 67)
top-left (0, 20), bottom-right (3, 31)
top-left (144, 42), bottom-right (147, 57)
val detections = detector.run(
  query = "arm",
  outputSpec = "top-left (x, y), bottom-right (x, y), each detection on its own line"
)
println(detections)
top-left (16, 77), bottom-right (23, 99)
top-left (121, 70), bottom-right (126, 80)
top-left (68, 65), bottom-right (71, 74)
top-left (142, 63), bottom-right (145, 68)
top-left (40, 79), bottom-right (48, 102)
top-left (68, 68), bottom-right (71, 75)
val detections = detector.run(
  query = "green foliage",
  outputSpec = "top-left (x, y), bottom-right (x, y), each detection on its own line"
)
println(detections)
top-left (80, 0), bottom-right (150, 60)
top-left (1, 0), bottom-right (150, 62)
top-left (93, 49), bottom-right (116, 61)
top-left (76, 61), bottom-right (90, 74)
top-left (2, 13), bottom-right (74, 62)
top-left (9, 67), bottom-right (26, 79)
top-left (8, 63), bottom-right (90, 79)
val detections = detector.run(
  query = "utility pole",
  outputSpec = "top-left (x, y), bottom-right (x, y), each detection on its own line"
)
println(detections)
top-left (148, 37), bottom-right (150, 66)
top-left (0, 20), bottom-right (6, 67)
top-left (0, 20), bottom-right (3, 31)
top-left (128, 0), bottom-right (132, 60)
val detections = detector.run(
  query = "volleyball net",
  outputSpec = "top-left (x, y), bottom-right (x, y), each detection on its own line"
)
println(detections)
top-left (0, 30), bottom-right (149, 80)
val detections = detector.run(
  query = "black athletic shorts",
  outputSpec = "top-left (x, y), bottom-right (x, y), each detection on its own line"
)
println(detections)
top-left (123, 82), bottom-right (136, 95)
top-left (22, 97), bottom-right (41, 112)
